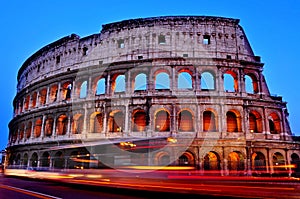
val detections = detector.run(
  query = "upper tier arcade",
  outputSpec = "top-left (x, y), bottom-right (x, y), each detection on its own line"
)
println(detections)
top-left (17, 16), bottom-right (258, 92)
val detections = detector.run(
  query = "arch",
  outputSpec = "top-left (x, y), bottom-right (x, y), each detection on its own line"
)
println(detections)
top-left (72, 114), bottom-right (84, 134)
top-left (24, 95), bottom-right (30, 111)
top-left (178, 151), bottom-right (195, 166)
top-left (154, 109), bottom-right (170, 132)
top-left (41, 152), bottom-right (50, 167)
top-left (90, 112), bottom-right (103, 133)
top-left (245, 74), bottom-right (258, 94)
top-left (79, 81), bottom-right (87, 98)
top-left (108, 110), bottom-right (124, 132)
top-left (224, 71), bottom-right (238, 92)
top-left (53, 151), bottom-right (64, 169)
top-left (268, 112), bottom-right (281, 134)
top-left (30, 152), bottom-right (38, 167)
top-left (252, 152), bottom-right (266, 171)
top-left (19, 123), bottom-right (25, 140)
top-left (62, 81), bottom-right (72, 100)
top-left (31, 92), bottom-right (37, 108)
top-left (178, 72), bottom-right (192, 89)
top-left (23, 153), bottom-right (28, 166)
top-left (226, 111), bottom-right (240, 132)
top-left (132, 109), bottom-right (147, 132)
top-left (96, 78), bottom-right (106, 95)
top-left (134, 73), bottom-right (147, 91)
top-left (155, 72), bottom-right (170, 89)
top-left (113, 74), bottom-right (125, 93)
top-left (204, 151), bottom-right (221, 171)
top-left (203, 110), bottom-right (217, 132)
top-left (44, 117), bottom-right (54, 136)
top-left (26, 121), bottom-right (32, 139)
top-left (155, 151), bottom-right (171, 166)
top-left (249, 111), bottom-right (263, 133)
top-left (228, 151), bottom-right (245, 171)
top-left (39, 88), bottom-right (47, 105)
top-left (49, 84), bottom-right (58, 103)
top-left (291, 153), bottom-right (299, 162)
top-left (34, 118), bottom-right (42, 138)
top-left (272, 152), bottom-right (285, 172)
top-left (16, 154), bottom-right (21, 165)
top-left (56, 114), bottom-right (68, 135)
top-left (178, 110), bottom-right (194, 132)
top-left (201, 71), bottom-right (215, 90)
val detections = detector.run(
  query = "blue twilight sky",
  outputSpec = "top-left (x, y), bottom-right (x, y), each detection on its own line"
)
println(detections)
top-left (0, 0), bottom-right (300, 151)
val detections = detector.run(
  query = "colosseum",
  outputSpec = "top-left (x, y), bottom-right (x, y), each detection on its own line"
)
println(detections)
top-left (7, 16), bottom-right (300, 176)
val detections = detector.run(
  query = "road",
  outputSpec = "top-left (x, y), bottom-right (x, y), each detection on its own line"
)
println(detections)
top-left (1, 170), bottom-right (300, 199)
top-left (0, 174), bottom-right (149, 199)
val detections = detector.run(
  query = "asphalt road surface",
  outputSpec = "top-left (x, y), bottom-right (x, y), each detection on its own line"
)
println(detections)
top-left (1, 172), bottom-right (300, 199)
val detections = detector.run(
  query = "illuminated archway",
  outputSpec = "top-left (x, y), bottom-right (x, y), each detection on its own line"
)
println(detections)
top-left (154, 110), bottom-right (170, 132)
top-left (252, 152), bottom-right (266, 171)
top-left (178, 110), bottom-right (194, 132)
top-left (204, 151), bottom-right (221, 171)
top-left (203, 110), bottom-right (217, 132)
top-left (132, 109), bottom-right (147, 132)
top-left (228, 151), bottom-right (245, 171)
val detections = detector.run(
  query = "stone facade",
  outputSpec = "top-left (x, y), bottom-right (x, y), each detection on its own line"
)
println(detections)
top-left (7, 16), bottom-right (300, 175)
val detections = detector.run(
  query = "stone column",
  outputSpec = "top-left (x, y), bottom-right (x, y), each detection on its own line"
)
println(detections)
top-left (41, 115), bottom-right (46, 139)
top-left (45, 86), bottom-right (50, 104)
top-left (57, 83), bottom-right (61, 102)
top-left (125, 104), bottom-right (129, 133)
top-left (52, 116), bottom-right (57, 137)
top-left (263, 107), bottom-right (269, 139)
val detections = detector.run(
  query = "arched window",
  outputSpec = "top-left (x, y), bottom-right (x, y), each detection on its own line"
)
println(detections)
top-left (155, 72), bottom-right (170, 89)
top-left (245, 75), bottom-right (254, 93)
top-left (227, 111), bottom-right (238, 132)
top-left (56, 114), bottom-right (68, 135)
top-left (79, 81), bottom-right (87, 98)
top-left (44, 117), bottom-right (54, 136)
top-left (273, 152), bottom-right (285, 172)
top-left (132, 110), bottom-right (147, 132)
top-left (39, 88), bottom-right (47, 105)
top-left (94, 113), bottom-right (103, 133)
top-left (155, 110), bottom-right (170, 132)
top-left (23, 154), bottom-right (28, 166)
top-left (203, 111), bottom-right (217, 132)
top-left (24, 95), bottom-right (30, 111)
top-left (53, 151), bottom-right (64, 169)
top-left (62, 82), bottom-right (72, 100)
top-left (19, 124), bottom-right (25, 140)
top-left (224, 71), bottom-right (238, 92)
top-left (228, 152), bottom-right (245, 171)
top-left (204, 151), bottom-right (221, 170)
top-left (49, 84), bottom-right (58, 103)
top-left (41, 152), bottom-right (50, 167)
top-left (96, 78), bottom-right (106, 95)
top-left (114, 75), bottom-right (125, 93)
top-left (201, 72), bottom-right (215, 90)
top-left (245, 74), bottom-right (258, 94)
top-left (249, 111), bottom-right (262, 133)
top-left (31, 92), bottom-right (37, 108)
top-left (252, 152), bottom-right (266, 171)
top-left (178, 72), bottom-right (192, 89)
top-left (31, 153), bottom-right (38, 167)
top-left (109, 111), bottom-right (124, 132)
top-left (26, 122), bottom-right (32, 139)
top-left (72, 114), bottom-right (84, 134)
top-left (178, 110), bottom-right (194, 132)
top-left (269, 113), bottom-right (281, 134)
top-left (134, 73), bottom-right (147, 91)
top-left (34, 118), bottom-right (42, 138)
